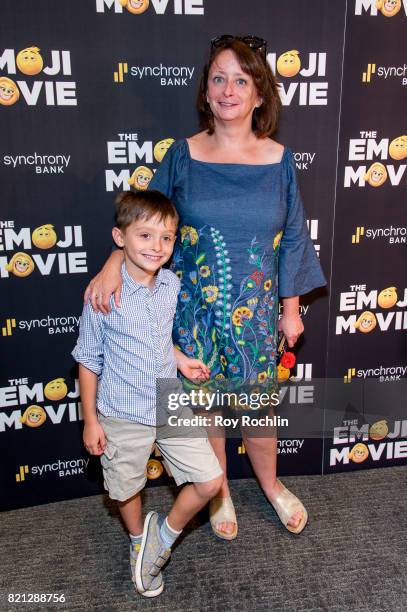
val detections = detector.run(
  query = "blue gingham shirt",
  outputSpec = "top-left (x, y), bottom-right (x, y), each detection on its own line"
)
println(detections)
top-left (72, 263), bottom-right (180, 425)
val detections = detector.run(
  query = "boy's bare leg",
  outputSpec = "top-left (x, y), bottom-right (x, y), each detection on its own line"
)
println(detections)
top-left (167, 476), bottom-right (223, 531)
top-left (118, 492), bottom-right (143, 535)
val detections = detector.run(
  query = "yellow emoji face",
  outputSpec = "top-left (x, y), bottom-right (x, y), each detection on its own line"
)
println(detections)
top-left (277, 363), bottom-right (290, 383)
top-left (389, 136), bottom-right (407, 160)
top-left (276, 50), bottom-right (301, 78)
top-left (5, 252), bottom-right (35, 277)
top-left (378, 287), bottom-right (397, 309)
top-left (369, 420), bottom-right (388, 441)
top-left (146, 459), bottom-right (163, 479)
top-left (44, 378), bottom-right (68, 401)
top-left (128, 166), bottom-right (153, 191)
top-left (348, 443), bottom-right (369, 463)
top-left (153, 138), bottom-right (175, 163)
top-left (32, 225), bottom-right (57, 249)
top-left (119, 0), bottom-right (149, 14)
top-left (354, 311), bottom-right (377, 333)
top-left (364, 162), bottom-right (387, 187)
top-left (0, 77), bottom-right (20, 106)
top-left (376, 0), bottom-right (401, 16)
top-left (20, 405), bottom-right (47, 428)
top-left (16, 47), bottom-right (44, 75)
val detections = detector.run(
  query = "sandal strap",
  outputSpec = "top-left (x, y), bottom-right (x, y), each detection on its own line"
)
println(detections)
top-left (209, 496), bottom-right (237, 525)
top-left (271, 485), bottom-right (305, 527)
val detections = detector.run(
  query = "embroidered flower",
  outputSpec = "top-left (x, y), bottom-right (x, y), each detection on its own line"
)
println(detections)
top-left (180, 290), bottom-right (191, 303)
top-left (215, 373), bottom-right (225, 380)
top-left (273, 231), bottom-right (283, 250)
top-left (189, 271), bottom-right (198, 285)
top-left (178, 327), bottom-right (188, 337)
top-left (228, 364), bottom-right (240, 374)
top-left (249, 271), bottom-right (264, 286)
top-left (184, 343), bottom-right (196, 355)
top-left (264, 280), bottom-right (272, 291)
top-left (258, 371), bottom-right (268, 383)
top-left (225, 346), bottom-right (235, 356)
top-left (202, 285), bottom-right (219, 303)
top-left (180, 225), bottom-right (198, 245)
top-left (199, 265), bottom-right (211, 278)
top-left (232, 307), bottom-right (253, 326)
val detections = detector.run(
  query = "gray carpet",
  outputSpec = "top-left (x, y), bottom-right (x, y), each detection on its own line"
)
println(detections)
top-left (1, 467), bottom-right (406, 612)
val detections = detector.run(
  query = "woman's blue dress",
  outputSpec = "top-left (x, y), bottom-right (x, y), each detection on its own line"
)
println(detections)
top-left (150, 139), bottom-right (326, 396)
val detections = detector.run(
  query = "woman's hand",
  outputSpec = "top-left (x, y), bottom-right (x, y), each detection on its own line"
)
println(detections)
top-left (279, 296), bottom-right (303, 347)
top-left (84, 250), bottom-right (124, 314)
top-left (278, 313), bottom-right (304, 348)
top-left (83, 422), bottom-right (106, 456)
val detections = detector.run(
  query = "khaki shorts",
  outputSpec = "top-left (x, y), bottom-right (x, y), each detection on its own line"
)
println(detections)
top-left (98, 409), bottom-right (222, 501)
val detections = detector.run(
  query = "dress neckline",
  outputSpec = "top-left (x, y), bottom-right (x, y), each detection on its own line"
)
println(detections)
top-left (183, 138), bottom-right (287, 168)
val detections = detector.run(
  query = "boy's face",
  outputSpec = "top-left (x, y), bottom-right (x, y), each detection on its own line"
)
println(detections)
top-left (112, 214), bottom-right (177, 279)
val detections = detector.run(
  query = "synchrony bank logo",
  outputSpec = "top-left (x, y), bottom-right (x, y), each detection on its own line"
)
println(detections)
top-left (96, 0), bottom-right (204, 15)
top-left (0, 47), bottom-right (77, 107)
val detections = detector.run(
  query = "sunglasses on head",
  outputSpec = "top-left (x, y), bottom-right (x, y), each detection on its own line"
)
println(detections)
top-left (210, 35), bottom-right (267, 60)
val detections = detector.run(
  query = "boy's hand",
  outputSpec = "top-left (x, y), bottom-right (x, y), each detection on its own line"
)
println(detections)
top-left (83, 422), bottom-right (106, 456)
top-left (178, 358), bottom-right (210, 382)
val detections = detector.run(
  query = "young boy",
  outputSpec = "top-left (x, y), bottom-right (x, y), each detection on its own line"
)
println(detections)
top-left (72, 190), bottom-right (223, 597)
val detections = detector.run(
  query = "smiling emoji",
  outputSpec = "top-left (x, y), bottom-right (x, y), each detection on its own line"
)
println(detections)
top-left (16, 47), bottom-right (44, 75)
top-left (389, 135), bottom-right (407, 160)
top-left (44, 378), bottom-right (68, 401)
top-left (146, 459), bottom-right (163, 479)
top-left (276, 50), bottom-right (301, 78)
top-left (369, 420), bottom-right (388, 441)
top-left (376, 0), bottom-right (401, 16)
top-left (354, 311), bottom-right (377, 333)
top-left (153, 138), bottom-right (175, 163)
top-left (0, 77), bottom-right (20, 106)
top-left (119, 0), bottom-right (149, 14)
top-left (20, 405), bottom-right (47, 428)
top-left (5, 252), bottom-right (35, 277)
top-left (364, 162), bottom-right (387, 187)
top-left (378, 287), bottom-right (397, 309)
top-left (348, 443), bottom-right (369, 463)
top-left (32, 225), bottom-right (57, 249)
top-left (128, 166), bottom-right (153, 191)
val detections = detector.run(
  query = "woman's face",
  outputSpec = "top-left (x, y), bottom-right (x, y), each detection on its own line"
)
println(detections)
top-left (206, 49), bottom-right (261, 128)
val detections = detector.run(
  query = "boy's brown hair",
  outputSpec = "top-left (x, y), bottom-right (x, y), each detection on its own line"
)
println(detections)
top-left (114, 190), bottom-right (179, 230)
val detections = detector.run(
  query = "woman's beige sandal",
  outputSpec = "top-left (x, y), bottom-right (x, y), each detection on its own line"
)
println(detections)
top-left (209, 496), bottom-right (238, 540)
top-left (270, 482), bottom-right (308, 534)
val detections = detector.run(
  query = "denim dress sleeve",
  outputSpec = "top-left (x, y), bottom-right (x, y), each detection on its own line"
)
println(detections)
top-left (278, 150), bottom-right (326, 297)
top-left (149, 139), bottom-right (188, 199)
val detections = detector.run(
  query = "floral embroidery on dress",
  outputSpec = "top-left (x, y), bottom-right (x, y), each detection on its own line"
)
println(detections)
top-left (173, 226), bottom-right (284, 395)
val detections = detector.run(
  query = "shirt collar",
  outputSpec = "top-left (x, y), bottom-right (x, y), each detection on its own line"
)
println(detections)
top-left (121, 262), bottom-right (169, 296)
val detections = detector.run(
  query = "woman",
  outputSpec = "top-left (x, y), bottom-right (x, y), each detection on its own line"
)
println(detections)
top-left (86, 35), bottom-right (326, 539)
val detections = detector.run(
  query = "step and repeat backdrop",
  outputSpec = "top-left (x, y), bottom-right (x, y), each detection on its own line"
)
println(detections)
top-left (1, 0), bottom-right (406, 511)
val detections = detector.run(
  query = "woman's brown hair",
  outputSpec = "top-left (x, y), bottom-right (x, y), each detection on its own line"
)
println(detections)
top-left (197, 38), bottom-right (281, 138)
